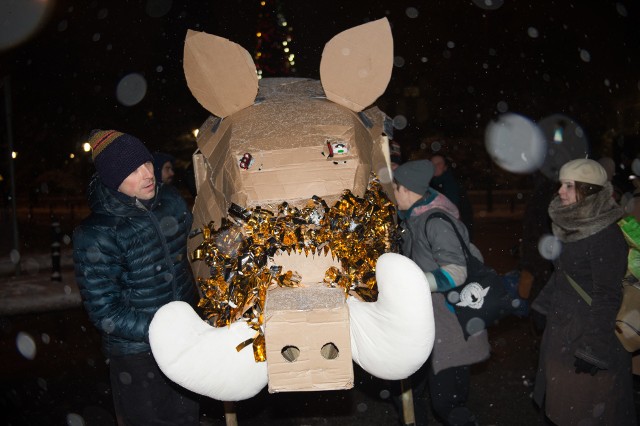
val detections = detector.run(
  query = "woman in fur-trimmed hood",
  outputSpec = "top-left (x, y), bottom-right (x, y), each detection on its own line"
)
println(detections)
top-left (532, 159), bottom-right (636, 425)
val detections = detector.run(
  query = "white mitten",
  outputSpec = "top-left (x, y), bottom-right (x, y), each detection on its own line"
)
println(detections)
top-left (149, 301), bottom-right (268, 401)
top-left (348, 253), bottom-right (435, 380)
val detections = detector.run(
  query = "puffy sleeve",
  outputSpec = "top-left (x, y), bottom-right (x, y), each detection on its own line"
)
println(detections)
top-left (73, 222), bottom-right (154, 343)
top-left (425, 215), bottom-right (469, 290)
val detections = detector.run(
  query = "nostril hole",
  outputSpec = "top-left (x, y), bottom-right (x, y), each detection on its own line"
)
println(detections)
top-left (321, 342), bottom-right (339, 360)
top-left (281, 345), bottom-right (300, 362)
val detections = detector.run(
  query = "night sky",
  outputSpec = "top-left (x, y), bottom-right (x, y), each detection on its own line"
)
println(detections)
top-left (1, 0), bottom-right (639, 186)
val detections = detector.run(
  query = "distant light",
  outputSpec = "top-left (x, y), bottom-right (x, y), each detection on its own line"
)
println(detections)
top-left (83, 142), bottom-right (91, 152)
top-left (69, 153), bottom-right (75, 159)
top-left (282, 41), bottom-right (288, 46)
top-left (256, 32), bottom-right (262, 37)
top-left (260, 1), bottom-right (266, 6)
top-left (553, 127), bottom-right (563, 143)
top-left (192, 129), bottom-right (199, 138)
top-left (282, 21), bottom-right (288, 26)
top-left (283, 47), bottom-right (289, 53)
top-left (11, 151), bottom-right (17, 159)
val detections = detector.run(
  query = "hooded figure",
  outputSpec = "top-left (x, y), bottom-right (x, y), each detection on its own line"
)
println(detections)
top-left (152, 152), bottom-right (176, 185)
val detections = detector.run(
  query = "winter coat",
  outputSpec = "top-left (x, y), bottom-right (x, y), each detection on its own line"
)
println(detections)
top-left (400, 190), bottom-right (490, 374)
top-left (73, 175), bottom-right (198, 357)
top-left (532, 183), bottom-right (636, 425)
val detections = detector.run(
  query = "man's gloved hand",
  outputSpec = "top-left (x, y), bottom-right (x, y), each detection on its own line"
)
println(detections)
top-left (574, 357), bottom-right (600, 376)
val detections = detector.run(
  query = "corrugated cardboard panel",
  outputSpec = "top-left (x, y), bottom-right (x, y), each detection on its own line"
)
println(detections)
top-left (193, 179), bottom-right (224, 232)
top-left (265, 284), bottom-right (353, 393)
top-left (192, 151), bottom-right (206, 194)
top-left (188, 193), bottom-right (209, 281)
top-left (186, 77), bottom-right (394, 280)
top-left (270, 252), bottom-right (342, 284)
top-left (199, 118), bottom-right (232, 164)
top-left (236, 147), bottom-right (360, 206)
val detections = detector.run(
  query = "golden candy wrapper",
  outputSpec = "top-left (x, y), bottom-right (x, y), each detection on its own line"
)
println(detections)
top-left (191, 176), bottom-right (400, 360)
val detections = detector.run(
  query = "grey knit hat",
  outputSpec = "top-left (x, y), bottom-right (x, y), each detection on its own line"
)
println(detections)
top-left (393, 159), bottom-right (434, 195)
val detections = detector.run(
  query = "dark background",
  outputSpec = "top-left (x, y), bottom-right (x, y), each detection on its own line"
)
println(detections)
top-left (1, 3), bottom-right (639, 423)
top-left (1, 0), bottom-right (639, 196)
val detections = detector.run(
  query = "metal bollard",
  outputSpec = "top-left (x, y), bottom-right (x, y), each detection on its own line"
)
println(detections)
top-left (51, 216), bottom-right (62, 281)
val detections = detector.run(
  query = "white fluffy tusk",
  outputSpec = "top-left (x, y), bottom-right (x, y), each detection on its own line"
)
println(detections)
top-left (149, 301), bottom-right (268, 401)
top-left (348, 253), bottom-right (435, 380)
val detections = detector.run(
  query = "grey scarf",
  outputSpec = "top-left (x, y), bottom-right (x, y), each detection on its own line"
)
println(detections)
top-left (548, 182), bottom-right (623, 242)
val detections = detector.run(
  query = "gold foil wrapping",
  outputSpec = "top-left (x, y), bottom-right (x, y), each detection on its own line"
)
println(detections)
top-left (191, 176), bottom-right (399, 361)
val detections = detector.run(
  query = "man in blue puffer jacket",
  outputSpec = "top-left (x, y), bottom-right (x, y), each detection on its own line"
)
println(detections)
top-left (73, 129), bottom-right (200, 425)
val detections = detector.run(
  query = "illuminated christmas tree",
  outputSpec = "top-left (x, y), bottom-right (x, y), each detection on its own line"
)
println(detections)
top-left (255, 0), bottom-right (296, 78)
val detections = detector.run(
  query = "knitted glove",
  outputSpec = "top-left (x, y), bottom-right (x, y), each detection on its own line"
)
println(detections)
top-left (574, 357), bottom-right (599, 376)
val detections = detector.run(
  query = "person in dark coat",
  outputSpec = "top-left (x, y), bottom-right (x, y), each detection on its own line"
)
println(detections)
top-left (393, 159), bottom-right (489, 426)
top-left (73, 130), bottom-right (200, 426)
top-left (532, 159), bottom-right (636, 425)
top-left (153, 151), bottom-right (176, 185)
top-left (429, 154), bottom-right (474, 239)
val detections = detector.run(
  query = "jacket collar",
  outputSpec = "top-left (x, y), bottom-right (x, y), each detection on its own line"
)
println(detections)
top-left (88, 173), bottom-right (159, 217)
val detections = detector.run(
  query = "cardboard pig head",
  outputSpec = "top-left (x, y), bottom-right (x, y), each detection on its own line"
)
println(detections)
top-left (149, 18), bottom-right (435, 402)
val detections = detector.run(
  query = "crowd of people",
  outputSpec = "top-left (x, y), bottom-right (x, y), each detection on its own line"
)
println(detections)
top-left (391, 148), bottom-right (638, 425)
top-left (71, 128), bottom-right (638, 425)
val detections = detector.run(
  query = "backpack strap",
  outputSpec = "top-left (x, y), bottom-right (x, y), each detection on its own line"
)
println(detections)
top-left (424, 211), bottom-right (473, 263)
top-left (564, 272), bottom-right (592, 306)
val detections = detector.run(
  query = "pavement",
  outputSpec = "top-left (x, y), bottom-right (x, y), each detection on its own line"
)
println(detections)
top-left (0, 248), bottom-right (80, 316)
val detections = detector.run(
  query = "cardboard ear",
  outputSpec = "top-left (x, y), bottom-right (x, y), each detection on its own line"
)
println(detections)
top-left (320, 18), bottom-right (393, 112)
top-left (183, 29), bottom-right (259, 118)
